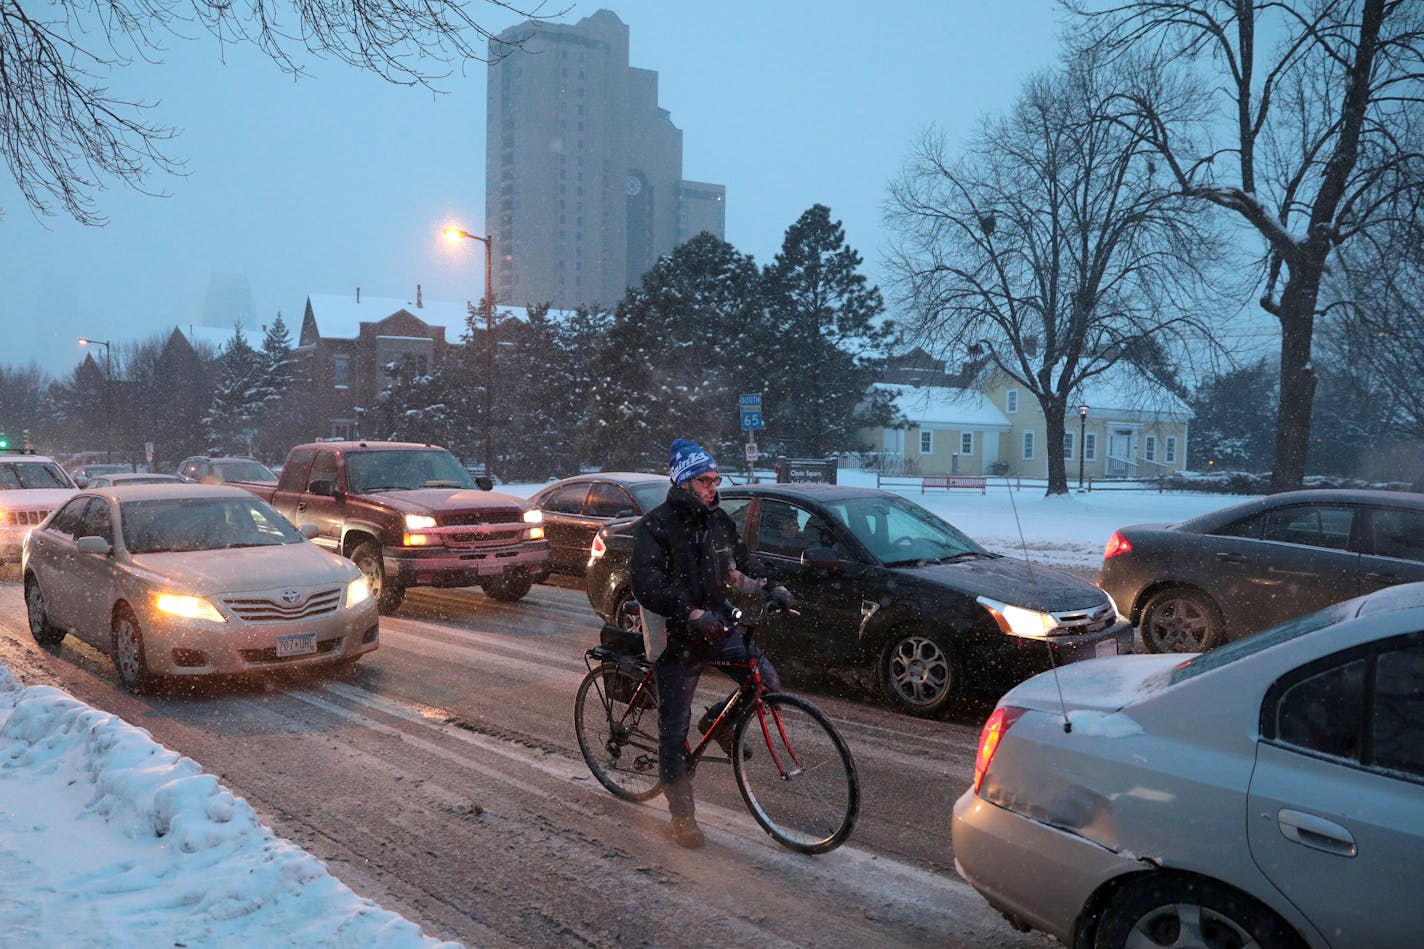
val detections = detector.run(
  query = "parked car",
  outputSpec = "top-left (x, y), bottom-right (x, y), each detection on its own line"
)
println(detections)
top-left (1097, 488), bottom-right (1424, 653)
top-left (176, 455), bottom-right (279, 485)
top-left (0, 449), bottom-right (78, 563)
top-left (953, 581), bottom-right (1424, 949)
top-left (527, 472), bottom-right (669, 575)
top-left (21, 483), bottom-right (379, 692)
top-left (70, 462), bottom-right (133, 487)
top-left (83, 473), bottom-right (185, 489)
top-left (587, 483), bottom-right (1131, 716)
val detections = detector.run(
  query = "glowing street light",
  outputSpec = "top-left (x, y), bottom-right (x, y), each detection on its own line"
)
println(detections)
top-left (444, 226), bottom-right (496, 480)
top-left (79, 337), bottom-right (113, 463)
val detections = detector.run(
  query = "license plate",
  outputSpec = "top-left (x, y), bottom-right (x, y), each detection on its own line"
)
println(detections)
top-left (1095, 638), bottom-right (1118, 658)
top-left (276, 632), bottom-right (317, 657)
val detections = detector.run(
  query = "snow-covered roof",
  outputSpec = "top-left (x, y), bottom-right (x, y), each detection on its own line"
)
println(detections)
top-left (304, 292), bottom-right (570, 340)
top-left (876, 383), bottom-right (1013, 429)
top-left (1071, 364), bottom-right (1192, 421)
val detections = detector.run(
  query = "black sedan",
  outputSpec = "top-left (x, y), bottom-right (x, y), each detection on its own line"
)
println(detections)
top-left (1097, 488), bottom-right (1424, 653)
top-left (586, 483), bottom-right (1132, 716)
top-left (528, 472), bottom-right (670, 576)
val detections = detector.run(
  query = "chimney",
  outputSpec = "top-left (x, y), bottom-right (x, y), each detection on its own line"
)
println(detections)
top-left (416, 284), bottom-right (423, 308)
top-left (356, 287), bottom-right (361, 303)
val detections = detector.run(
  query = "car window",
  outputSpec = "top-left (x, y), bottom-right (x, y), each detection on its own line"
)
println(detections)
top-left (122, 497), bottom-right (306, 553)
top-left (1374, 641), bottom-right (1424, 777)
top-left (720, 495), bottom-right (752, 534)
top-left (585, 483), bottom-right (636, 518)
top-left (1367, 508), bottom-right (1424, 562)
top-left (1260, 504), bottom-right (1355, 550)
top-left (3, 461), bottom-right (74, 489)
top-left (1275, 658), bottom-right (1366, 760)
top-left (630, 480), bottom-right (669, 511)
top-left (823, 494), bottom-right (984, 565)
top-left (755, 500), bottom-right (840, 559)
top-left (76, 497), bottom-right (114, 544)
top-left (277, 448), bottom-right (316, 491)
top-left (47, 497), bottom-right (91, 537)
top-left (307, 451), bottom-right (339, 490)
top-left (543, 483), bottom-right (590, 515)
top-left (214, 460), bottom-right (278, 483)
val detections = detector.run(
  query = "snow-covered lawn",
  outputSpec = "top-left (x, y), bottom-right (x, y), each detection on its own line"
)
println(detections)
top-left (0, 475), bottom-right (1249, 946)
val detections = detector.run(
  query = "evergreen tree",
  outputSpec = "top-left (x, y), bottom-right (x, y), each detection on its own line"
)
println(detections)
top-left (251, 312), bottom-right (316, 462)
top-left (583, 234), bottom-right (765, 470)
top-left (761, 205), bottom-right (898, 457)
top-left (1187, 359), bottom-right (1278, 473)
top-left (201, 324), bottom-right (264, 455)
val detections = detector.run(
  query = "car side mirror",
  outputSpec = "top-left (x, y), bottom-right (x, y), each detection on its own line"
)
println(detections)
top-left (802, 546), bottom-right (841, 571)
top-left (308, 480), bottom-right (336, 497)
top-left (298, 523), bottom-right (319, 539)
top-left (75, 478), bottom-right (90, 488)
top-left (75, 535), bottom-right (111, 556)
top-left (615, 508), bottom-right (635, 518)
top-left (475, 476), bottom-right (494, 491)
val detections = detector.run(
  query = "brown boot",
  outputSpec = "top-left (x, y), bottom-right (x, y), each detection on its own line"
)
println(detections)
top-left (667, 815), bottom-right (705, 849)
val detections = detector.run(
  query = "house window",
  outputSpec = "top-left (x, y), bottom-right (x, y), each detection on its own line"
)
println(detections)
top-left (331, 419), bottom-right (356, 440)
top-left (332, 355), bottom-right (350, 389)
top-left (1166, 437), bottom-right (1177, 463)
top-left (1145, 436), bottom-right (1157, 462)
top-left (1006, 390), bottom-right (1019, 413)
top-left (1064, 432), bottom-right (1075, 459)
top-left (1085, 433), bottom-right (1097, 461)
top-left (919, 430), bottom-right (934, 454)
top-left (1022, 431), bottom-right (1035, 460)
top-left (960, 432), bottom-right (973, 455)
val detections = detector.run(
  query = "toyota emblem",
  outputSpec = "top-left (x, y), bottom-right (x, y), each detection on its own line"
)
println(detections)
top-left (280, 589), bottom-right (302, 605)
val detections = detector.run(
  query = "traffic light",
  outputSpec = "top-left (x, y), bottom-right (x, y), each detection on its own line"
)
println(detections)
top-left (0, 435), bottom-right (8, 449)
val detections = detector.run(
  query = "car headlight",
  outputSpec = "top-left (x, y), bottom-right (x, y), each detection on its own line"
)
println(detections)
top-left (523, 509), bottom-right (543, 524)
top-left (977, 596), bottom-right (1057, 638)
top-left (346, 575), bottom-right (371, 607)
top-left (405, 514), bottom-right (437, 530)
top-left (153, 593), bottom-right (226, 623)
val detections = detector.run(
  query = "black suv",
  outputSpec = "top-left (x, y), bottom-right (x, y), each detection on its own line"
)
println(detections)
top-left (586, 483), bottom-right (1131, 716)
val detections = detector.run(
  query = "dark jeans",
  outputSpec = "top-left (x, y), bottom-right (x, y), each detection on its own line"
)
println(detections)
top-left (653, 635), bottom-right (781, 819)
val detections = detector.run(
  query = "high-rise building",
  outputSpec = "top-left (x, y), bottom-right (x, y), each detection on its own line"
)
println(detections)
top-left (487, 10), bottom-right (725, 311)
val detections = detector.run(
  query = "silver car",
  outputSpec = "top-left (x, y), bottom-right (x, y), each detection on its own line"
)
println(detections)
top-left (952, 582), bottom-right (1424, 949)
top-left (22, 484), bottom-right (379, 692)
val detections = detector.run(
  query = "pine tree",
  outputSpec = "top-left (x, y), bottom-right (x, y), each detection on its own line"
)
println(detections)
top-left (201, 324), bottom-right (264, 455)
top-left (251, 312), bottom-right (316, 462)
top-left (761, 205), bottom-right (897, 457)
top-left (1188, 360), bottom-right (1278, 473)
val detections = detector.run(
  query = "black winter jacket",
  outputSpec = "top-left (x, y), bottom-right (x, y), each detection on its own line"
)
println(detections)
top-left (630, 484), bottom-right (763, 650)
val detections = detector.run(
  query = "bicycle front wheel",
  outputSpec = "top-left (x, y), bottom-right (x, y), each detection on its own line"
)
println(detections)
top-left (733, 693), bottom-right (860, 854)
top-left (574, 664), bottom-right (662, 802)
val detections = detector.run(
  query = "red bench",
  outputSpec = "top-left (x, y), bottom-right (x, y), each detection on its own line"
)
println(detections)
top-left (921, 475), bottom-right (987, 494)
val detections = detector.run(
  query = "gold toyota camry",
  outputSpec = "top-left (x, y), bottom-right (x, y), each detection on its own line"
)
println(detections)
top-left (21, 483), bottom-right (378, 692)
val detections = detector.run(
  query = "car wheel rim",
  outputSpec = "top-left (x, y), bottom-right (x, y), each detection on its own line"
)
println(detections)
top-left (26, 584), bottom-right (45, 635)
top-left (115, 617), bottom-right (141, 684)
top-left (888, 636), bottom-right (949, 706)
top-left (357, 555), bottom-right (382, 600)
top-left (1149, 598), bottom-right (1209, 652)
top-left (1131, 901), bottom-right (1254, 949)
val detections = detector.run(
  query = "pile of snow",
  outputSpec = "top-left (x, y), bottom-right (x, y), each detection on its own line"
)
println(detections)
top-left (0, 665), bottom-right (457, 948)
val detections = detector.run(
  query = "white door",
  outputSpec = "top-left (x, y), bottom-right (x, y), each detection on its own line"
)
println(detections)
top-left (1106, 429), bottom-right (1135, 476)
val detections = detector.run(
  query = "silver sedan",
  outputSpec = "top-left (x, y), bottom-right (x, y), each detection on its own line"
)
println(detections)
top-left (21, 484), bottom-right (378, 692)
top-left (952, 581), bottom-right (1424, 949)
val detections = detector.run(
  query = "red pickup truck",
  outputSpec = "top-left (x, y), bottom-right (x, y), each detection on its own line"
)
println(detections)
top-left (236, 441), bottom-right (549, 613)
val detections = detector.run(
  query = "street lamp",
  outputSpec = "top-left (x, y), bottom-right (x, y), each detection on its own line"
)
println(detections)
top-left (1077, 403), bottom-right (1089, 489)
top-left (79, 337), bottom-right (113, 463)
top-left (444, 226), bottom-right (495, 480)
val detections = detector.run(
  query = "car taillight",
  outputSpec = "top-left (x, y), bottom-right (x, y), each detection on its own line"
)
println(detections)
top-left (973, 705), bottom-right (1027, 794)
top-left (589, 532), bottom-right (606, 561)
top-left (1102, 530), bottom-right (1132, 560)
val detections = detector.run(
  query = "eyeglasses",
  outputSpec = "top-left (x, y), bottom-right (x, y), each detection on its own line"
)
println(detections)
top-left (691, 474), bottom-right (722, 488)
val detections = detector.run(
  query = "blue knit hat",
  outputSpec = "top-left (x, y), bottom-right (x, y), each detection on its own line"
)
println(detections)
top-left (668, 437), bottom-right (718, 486)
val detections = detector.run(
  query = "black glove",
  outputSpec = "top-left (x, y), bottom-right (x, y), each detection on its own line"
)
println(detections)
top-left (689, 610), bottom-right (727, 643)
top-left (766, 584), bottom-right (796, 611)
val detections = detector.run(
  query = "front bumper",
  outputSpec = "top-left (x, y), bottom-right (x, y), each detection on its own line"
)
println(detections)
top-left (384, 540), bottom-right (551, 588)
top-left (969, 618), bottom-right (1135, 691)
top-left (136, 601), bottom-right (380, 677)
top-left (952, 787), bottom-right (1147, 945)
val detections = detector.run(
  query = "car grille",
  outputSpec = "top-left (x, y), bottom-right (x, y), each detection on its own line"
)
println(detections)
top-left (240, 636), bottom-right (344, 663)
top-left (221, 587), bottom-right (342, 621)
top-left (3, 509), bottom-right (50, 527)
top-left (442, 509), bottom-right (524, 527)
top-left (444, 525), bottom-right (525, 547)
top-left (1048, 602), bottom-right (1116, 636)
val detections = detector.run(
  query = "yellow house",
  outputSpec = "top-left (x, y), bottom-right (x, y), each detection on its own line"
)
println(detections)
top-left (863, 364), bottom-right (1192, 480)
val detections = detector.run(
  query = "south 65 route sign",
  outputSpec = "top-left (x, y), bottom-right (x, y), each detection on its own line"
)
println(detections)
top-left (740, 393), bottom-right (763, 431)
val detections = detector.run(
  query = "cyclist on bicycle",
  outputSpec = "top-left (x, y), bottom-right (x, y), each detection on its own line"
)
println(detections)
top-left (631, 437), bottom-right (794, 849)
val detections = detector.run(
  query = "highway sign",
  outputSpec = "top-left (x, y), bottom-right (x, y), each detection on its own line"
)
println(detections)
top-left (741, 410), bottom-right (763, 430)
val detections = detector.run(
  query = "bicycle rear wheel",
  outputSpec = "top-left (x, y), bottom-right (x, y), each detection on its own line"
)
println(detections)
top-left (574, 664), bottom-right (662, 801)
top-left (733, 693), bottom-right (859, 854)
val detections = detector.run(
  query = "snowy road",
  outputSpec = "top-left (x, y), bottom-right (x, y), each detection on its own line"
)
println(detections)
top-left (0, 578), bottom-right (1053, 948)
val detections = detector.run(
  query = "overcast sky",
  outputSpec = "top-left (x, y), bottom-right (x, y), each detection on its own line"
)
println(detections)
top-left (0, 1), bottom-right (1072, 380)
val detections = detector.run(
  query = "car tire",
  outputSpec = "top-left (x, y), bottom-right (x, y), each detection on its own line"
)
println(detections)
top-left (877, 628), bottom-right (961, 716)
top-left (1140, 587), bottom-right (1223, 653)
top-left (483, 571), bottom-right (533, 602)
top-left (1093, 874), bottom-right (1302, 949)
top-left (112, 603), bottom-right (157, 695)
top-left (351, 541), bottom-right (405, 613)
top-left (24, 574), bottom-right (65, 648)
